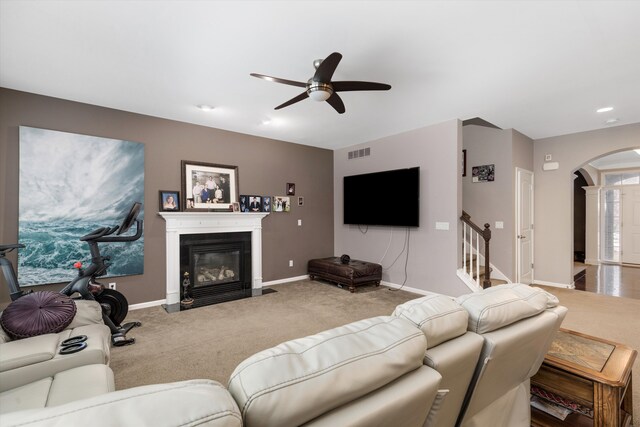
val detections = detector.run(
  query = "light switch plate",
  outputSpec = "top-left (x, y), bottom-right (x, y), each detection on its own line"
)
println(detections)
top-left (435, 222), bottom-right (450, 230)
top-left (495, 221), bottom-right (504, 229)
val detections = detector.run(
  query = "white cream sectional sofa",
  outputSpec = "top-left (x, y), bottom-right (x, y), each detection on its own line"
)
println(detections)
top-left (0, 284), bottom-right (566, 427)
top-left (0, 300), bottom-right (112, 411)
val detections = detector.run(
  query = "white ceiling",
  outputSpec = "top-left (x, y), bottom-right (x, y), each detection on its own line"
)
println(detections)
top-left (1, 1), bottom-right (639, 150)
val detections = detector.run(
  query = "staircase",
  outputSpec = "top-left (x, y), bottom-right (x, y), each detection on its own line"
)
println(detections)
top-left (463, 254), bottom-right (508, 287)
top-left (458, 211), bottom-right (508, 289)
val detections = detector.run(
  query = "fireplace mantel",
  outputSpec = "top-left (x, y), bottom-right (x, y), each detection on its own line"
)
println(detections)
top-left (158, 212), bottom-right (268, 305)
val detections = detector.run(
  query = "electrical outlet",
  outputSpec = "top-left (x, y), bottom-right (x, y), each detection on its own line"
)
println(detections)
top-left (289, 260), bottom-right (293, 267)
top-left (297, 219), bottom-right (302, 226)
top-left (108, 282), bottom-right (116, 290)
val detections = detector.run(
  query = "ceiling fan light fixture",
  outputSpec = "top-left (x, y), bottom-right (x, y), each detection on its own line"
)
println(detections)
top-left (307, 81), bottom-right (333, 102)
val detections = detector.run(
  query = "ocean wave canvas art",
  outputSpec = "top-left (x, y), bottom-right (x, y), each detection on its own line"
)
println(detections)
top-left (18, 127), bottom-right (144, 286)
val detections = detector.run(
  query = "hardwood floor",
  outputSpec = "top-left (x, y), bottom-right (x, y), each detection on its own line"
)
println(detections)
top-left (573, 263), bottom-right (640, 300)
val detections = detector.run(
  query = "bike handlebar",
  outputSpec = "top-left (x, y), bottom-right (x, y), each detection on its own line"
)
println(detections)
top-left (0, 244), bottom-right (25, 256)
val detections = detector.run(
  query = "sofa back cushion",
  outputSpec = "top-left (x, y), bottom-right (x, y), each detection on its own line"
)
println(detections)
top-left (456, 284), bottom-right (559, 334)
top-left (392, 293), bottom-right (468, 348)
top-left (1, 379), bottom-right (241, 427)
top-left (228, 316), bottom-right (427, 427)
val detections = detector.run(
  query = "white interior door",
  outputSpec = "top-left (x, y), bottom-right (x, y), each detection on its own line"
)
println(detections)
top-left (516, 168), bottom-right (534, 284)
top-left (621, 185), bottom-right (640, 264)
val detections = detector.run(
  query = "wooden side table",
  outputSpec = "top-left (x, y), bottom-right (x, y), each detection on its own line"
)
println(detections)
top-left (531, 328), bottom-right (636, 427)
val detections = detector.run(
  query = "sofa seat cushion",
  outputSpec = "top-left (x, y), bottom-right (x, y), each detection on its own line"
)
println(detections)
top-left (47, 364), bottom-right (115, 407)
top-left (0, 364), bottom-right (114, 414)
top-left (0, 378), bottom-right (52, 413)
top-left (228, 316), bottom-right (427, 427)
top-left (392, 293), bottom-right (469, 348)
top-left (1, 379), bottom-right (241, 427)
top-left (0, 292), bottom-right (77, 339)
top-left (456, 284), bottom-right (560, 334)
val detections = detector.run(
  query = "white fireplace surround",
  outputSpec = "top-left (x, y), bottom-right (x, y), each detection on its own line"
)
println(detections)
top-left (158, 212), bottom-right (269, 305)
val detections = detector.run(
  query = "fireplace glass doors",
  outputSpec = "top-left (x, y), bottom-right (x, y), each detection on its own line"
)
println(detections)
top-left (193, 245), bottom-right (241, 288)
top-left (180, 232), bottom-right (251, 307)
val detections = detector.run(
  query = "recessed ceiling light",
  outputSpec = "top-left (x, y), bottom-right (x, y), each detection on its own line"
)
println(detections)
top-left (261, 118), bottom-right (272, 125)
top-left (597, 106), bottom-right (614, 113)
top-left (197, 104), bottom-right (214, 111)
top-left (605, 118), bottom-right (619, 125)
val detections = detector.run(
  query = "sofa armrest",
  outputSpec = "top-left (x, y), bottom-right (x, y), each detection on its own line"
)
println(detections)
top-left (0, 324), bottom-right (110, 392)
top-left (1, 379), bottom-right (242, 427)
top-left (0, 334), bottom-right (59, 372)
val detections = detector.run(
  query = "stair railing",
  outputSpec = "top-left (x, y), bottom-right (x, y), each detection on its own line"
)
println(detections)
top-left (461, 211), bottom-right (492, 289)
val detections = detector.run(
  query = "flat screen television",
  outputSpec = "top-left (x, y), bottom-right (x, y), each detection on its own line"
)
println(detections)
top-left (344, 167), bottom-right (419, 227)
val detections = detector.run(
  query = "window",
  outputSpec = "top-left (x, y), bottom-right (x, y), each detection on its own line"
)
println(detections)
top-left (603, 171), bottom-right (640, 186)
top-left (601, 188), bottom-right (620, 262)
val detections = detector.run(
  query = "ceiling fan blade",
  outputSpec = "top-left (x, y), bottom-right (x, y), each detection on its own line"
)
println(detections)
top-left (250, 73), bottom-right (306, 88)
top-left (274, 91), bottom-right (309, 110)
top-left (313, 52), bottom-right (342, 82)
top-left (332, 81), bottom-right (392, 92)
top-left (326, 92), bottom-right (345, 114)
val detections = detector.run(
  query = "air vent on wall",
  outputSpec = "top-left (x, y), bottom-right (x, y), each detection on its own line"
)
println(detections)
top-left (347, 147), bottom-right (371, 160)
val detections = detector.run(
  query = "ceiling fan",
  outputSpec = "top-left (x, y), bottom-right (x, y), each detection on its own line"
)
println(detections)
top-left (250, 52), bottom-right (391, 114)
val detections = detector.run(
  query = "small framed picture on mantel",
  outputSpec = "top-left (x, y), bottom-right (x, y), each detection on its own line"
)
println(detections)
top-left (159, 190), bottom-right (180, 211)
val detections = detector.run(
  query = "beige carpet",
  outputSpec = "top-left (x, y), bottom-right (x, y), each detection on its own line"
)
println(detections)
top-left (110, 281), bottom-right (639, 425)
top-left (110, 280), bottom-right (417, 389)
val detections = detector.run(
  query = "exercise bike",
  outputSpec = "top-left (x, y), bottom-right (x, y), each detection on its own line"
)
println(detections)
top-left (0, 202), bottom-right (144, 346)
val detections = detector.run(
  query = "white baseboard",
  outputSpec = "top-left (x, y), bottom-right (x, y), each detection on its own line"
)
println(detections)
top-left (534, 280), bottom-right (574, 289)
top-left (263, 275), bottom-right (309, 287)
top-left (129, 299), bottom-right (166, 310)
top-left (381, 281), bottom-right (433, 296)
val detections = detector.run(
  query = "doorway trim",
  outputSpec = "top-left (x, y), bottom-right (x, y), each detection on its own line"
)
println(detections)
top-left (516, 167), bottom-right (535, 283)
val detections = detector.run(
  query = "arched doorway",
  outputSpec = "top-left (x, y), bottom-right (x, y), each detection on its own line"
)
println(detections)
top-left (572, 149), bottom-right (640, 298)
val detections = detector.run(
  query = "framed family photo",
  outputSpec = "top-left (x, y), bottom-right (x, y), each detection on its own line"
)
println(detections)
top-left (159, 190), bottom-right (180, 211)
top-left (273, 196), bottom-right (291, 212)
top-left (181, 161), bottom-right (239, 211)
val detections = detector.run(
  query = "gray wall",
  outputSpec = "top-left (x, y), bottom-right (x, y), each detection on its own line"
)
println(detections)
top-left (462, 126), bottom-right (534, 281)
top-left (0, 88), bottom-right (334, 305)
top-left (334, 119), bottom-right (469, 297)
top-left (533, 122), bottom-right (640, 285)
top-left (462, 125), bottom-right (514, 279)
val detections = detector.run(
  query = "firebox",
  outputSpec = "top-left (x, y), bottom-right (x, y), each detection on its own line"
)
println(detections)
top-left (180, 232), bottom-right (251, 308)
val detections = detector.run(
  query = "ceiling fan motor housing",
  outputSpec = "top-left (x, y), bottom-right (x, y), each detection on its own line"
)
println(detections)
top-left (307, 80), bottom-right (333, 101)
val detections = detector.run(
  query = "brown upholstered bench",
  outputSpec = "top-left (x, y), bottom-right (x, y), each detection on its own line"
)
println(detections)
top-left (308, 257), bottom-right (382, 293)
